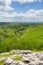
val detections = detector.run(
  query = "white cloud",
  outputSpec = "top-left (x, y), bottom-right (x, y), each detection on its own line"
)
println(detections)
top-left (0, 6), bottom-right (4, 11)
top-left (0, 0), bottom-right (42, 22)
top-left (0, 9), bottom-right (43, 22)
top-left (6, 0), bottom-right (12, 5)
top-left (39, 0), bottom-right (41, 2)
top-left (0, 0), bottom-right (41, 6)
top-left (13, 0), bottom-right (41, 3)
top-left (0, 0), bottom-right (6, 11)
top-left (4, 5), bottom-right (14, 12)
top-left (0, 0), bottom-right (14, 11)
top-left (4, 0), bottom-right (42, 5)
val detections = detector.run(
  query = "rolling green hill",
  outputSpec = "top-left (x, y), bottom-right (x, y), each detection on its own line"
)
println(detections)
top-left (0, 22), bottom-right (43, 52)
top-left (21, 25), bottom-right (43, 51)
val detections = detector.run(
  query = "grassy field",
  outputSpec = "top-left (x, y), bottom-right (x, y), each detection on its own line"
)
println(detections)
top-left (0, 22), bottom-right (43, 53)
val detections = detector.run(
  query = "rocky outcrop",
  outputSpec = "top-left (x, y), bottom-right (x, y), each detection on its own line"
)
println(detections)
top-left (4, 58), bottom-right (13, 65)
top-left (0, 50), bottom-right (42, 65)
top-left (10, 50), bottom-right (32, 54)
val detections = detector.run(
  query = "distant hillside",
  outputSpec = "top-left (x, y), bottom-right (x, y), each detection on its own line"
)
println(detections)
top-left (0, 22), bottom-right (9, 26)
top-left (21, 25), bottom-right (43, 50)
top-left (0, 22), bottom-right (43, 53)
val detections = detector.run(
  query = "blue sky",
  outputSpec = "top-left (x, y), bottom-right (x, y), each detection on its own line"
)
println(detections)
top-left (0, 0), bottom-right (43, 22)
top-left (11, 1), bottom-right (43, 13)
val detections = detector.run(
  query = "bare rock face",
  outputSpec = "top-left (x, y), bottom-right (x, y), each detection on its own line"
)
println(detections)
top-left (39, 55), bottom-right (43, 61)
top-left (28, 61), bottom-right (43, 65)
top-left (22, 57), bottom-right (30, 64)
top-left (10, 50), bottom-right (32, 54)
top-left (38, 61), bottom-right (43, 65)
top-left (3, 50), bottom-right (43, 65)
top-left (4, 58), bottom-right (13, 65)
top-left (20, 50), bottom-right (32, 54)
top-left (29, 61), bottom-right (39, 65)
top-left (11, 61), bottom-right (26, 65)
top-left (10, 61), bottom-right (19, 65)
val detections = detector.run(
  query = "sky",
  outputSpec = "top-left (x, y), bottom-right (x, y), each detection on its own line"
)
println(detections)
top-left (0, 0), bottom-right (43, 22)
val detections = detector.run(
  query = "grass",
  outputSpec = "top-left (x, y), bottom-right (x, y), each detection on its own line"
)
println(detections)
top-left (0, 61), bottom-right (4, 65)
top-left (0, 23), bottom-right (43, 52)
top-left (0, 60), bottom-right (5, 65)
top-left (0, 51), bottom-right (15, 59)
top-left (13, 55), bottom-right (22, 61)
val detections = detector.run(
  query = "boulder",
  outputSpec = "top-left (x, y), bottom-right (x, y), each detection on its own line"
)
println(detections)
top-left (22, 57), bottom-right (30, 64)
top-left (39, 55), bottom-right (43, 61)
top-left (10, 61), bottom-right (19, 65)
top-left (22, 53), bottom-right (39, 62)
top-left (10, 50), bottom-right (16, 54)
top-left (10, 50), bottom-right (32, 54)
top-left (11, 61), bottom-right (25, 65)
top-left (10, 55), bottom-right (16, 59)
top-left (4, 58), bottom-right (13, 65)
top-left (29, 61), bottom-right (39, 65)
top-left (38, 61), bottom-right (43, 65)
top-left (20, 50), bottom-right (32, 54)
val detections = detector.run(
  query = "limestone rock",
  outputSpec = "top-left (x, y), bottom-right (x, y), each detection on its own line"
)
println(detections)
top-left (4, 58), bottom-right (13, 65)
top-left (38, 61), bottom-right (43, 65)
top-left (29, 61), bottom-right (39, 65)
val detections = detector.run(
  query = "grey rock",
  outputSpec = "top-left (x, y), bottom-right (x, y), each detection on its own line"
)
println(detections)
top-left (38, 61), bottom-right (43, 65)
top-left (10, 50), bottom-right (32, 54)
top-left (29, 61), bottom-right (39, 65)
top-left (4, 58), bottom-right (13, 65)
top-left (39, 55), bottom-right (43, 61)
top-left (10, 61), bottom-right (19, 65)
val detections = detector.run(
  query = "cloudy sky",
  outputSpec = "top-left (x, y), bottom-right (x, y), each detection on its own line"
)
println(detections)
top-left (0, 0), bottom-right (43, 22)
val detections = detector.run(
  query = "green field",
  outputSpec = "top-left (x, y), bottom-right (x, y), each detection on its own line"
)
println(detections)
top-left (0, 22), bottom-right (43, 52)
